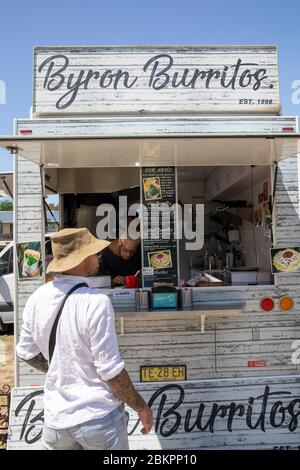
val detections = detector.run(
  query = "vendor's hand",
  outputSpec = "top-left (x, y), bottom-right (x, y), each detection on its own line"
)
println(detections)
top-left (24, 266), bottom-right (41, 277)
top-left (113, 276), bottom-right (125, 286)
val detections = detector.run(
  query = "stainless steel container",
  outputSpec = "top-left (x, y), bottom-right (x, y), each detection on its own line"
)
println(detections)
top-left (179, 287), bottom-right (193, 309)
top-left (136, 289), bottom-right (150, 311)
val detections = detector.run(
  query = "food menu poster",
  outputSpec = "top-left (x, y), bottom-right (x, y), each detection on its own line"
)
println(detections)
top-left (16, 241), bottom-right (43, 280)
top-left (141, 166), bottom-right (179, 288)
top-left (270, 247), bottom-right (300, 274)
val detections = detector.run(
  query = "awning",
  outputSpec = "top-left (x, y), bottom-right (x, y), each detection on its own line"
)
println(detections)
top-left (0, 172), bottom-right (13, 198)
top-left (0, 170), bottom-right (56, 197)
top-left (0, 134), bottom-right (299, 167)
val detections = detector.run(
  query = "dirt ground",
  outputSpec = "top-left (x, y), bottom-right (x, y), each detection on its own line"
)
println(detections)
top-left (0, 332), bottom-right (14, 389)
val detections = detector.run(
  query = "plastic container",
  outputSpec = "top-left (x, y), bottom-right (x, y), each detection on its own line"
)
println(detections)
top-left (125, 275), bottom-right (138, 288)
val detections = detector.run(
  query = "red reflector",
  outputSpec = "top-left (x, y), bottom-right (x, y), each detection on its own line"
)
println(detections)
top-left (260, 297), bottom-right (275, 312)
top-left (248, 360), bottom-right (267, 368)
top-left (282, 127), bottom-right (294, 132)
top-left (20, 129), bottom-right (32, 134)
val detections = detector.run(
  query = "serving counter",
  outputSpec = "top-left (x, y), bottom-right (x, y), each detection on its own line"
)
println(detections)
top-left (115, 300), bottom-right (247, 334)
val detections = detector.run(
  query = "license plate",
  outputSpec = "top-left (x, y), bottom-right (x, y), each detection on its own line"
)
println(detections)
top-left (140, 365), bottom-right (186, 382)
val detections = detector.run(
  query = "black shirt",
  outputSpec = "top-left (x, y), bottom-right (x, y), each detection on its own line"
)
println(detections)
top-left (98, 245), bottom-right (141, 278)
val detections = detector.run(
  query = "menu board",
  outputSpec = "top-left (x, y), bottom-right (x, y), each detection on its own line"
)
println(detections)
top-left (141, 167), bottom-right (179, 287)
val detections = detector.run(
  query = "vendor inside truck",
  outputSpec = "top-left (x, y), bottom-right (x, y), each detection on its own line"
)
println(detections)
top-left (98, 235), bottom-right (141, 287)
top-left (62, 190), bottom-right (142, 287)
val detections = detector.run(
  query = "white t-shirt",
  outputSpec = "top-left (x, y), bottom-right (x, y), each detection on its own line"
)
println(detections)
top-left (17, 275), bottom-right (124, 429)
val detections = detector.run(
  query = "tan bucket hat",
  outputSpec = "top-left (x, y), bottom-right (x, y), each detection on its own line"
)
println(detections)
top-left (46, 227), bottom-right (110, 273)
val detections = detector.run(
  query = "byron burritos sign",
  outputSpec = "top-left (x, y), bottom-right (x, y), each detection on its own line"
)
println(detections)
top-left (33, 46), bottom-right (280, 116)
top-left (7, 377), bottom-right (300, 450)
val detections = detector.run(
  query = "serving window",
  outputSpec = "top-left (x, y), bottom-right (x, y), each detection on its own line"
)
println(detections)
top-left (1, 133), bottom-right (298, 288)
top-left (177, 165), bottom-right (273, 287)
top-left (44, 162), bottom-right (274, 288)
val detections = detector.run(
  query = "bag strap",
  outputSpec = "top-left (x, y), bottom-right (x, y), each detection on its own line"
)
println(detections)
top-left (48, 282), bottom-right (88, 363)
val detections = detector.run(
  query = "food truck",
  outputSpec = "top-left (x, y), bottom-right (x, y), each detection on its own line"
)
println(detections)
top-left (1, 46), bottom-right (300, 449)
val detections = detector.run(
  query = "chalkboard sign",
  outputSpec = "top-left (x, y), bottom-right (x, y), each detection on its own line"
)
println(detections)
top-left (141, 167), bottom-right (179, 287)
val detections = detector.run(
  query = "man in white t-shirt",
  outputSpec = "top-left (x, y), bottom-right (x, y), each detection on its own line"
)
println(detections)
top-left (17, 227), bottom-right (153, 450)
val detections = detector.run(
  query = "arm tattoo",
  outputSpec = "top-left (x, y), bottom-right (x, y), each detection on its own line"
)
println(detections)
top-left (23, 353), bottom-right (49, 373)
top-left (107, 369), bottom-right (147, 413)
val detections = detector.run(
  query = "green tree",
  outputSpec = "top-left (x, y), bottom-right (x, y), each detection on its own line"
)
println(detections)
top-left (0, 199), bottom-right (13, 211)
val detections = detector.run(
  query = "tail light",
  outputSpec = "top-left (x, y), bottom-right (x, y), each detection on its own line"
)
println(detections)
top-left (279, 296), bottom-right (294, 312)
top-left (260, 297), bottom-right (275, 312)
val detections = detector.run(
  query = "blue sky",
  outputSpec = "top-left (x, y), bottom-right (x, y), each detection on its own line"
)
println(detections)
top-left (0, 0), bottom-right (300, 171)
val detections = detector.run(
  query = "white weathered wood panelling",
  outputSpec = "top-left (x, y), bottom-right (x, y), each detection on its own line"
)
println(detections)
top-left (15, 154), bottom-right (45, 386)
top-left (33, 46), bottom-right (280, 116)
top-left (7, 376), bottom-right (300, 449)
top-left (17, 283), bottom-right (300, 387)
top-left (17, 116), bottom-right (297, 138)
top-left (273, 156), bottom-right (300, 293)
top-left (15, 158), bottom-right (44, 240)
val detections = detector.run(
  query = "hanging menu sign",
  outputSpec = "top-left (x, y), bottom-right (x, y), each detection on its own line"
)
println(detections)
top-left (141, 166), bottom-right (179, 287)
